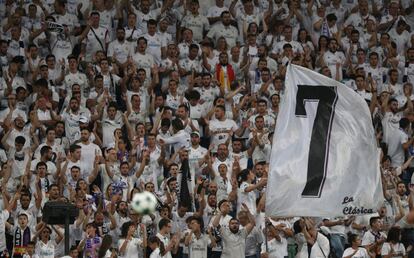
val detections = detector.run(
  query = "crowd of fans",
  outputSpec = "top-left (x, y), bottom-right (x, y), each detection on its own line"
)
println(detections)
top-left (2, 0), bottom-right (414, 257)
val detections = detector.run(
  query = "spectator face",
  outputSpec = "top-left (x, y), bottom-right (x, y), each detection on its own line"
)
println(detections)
top-left (369, 55), bottom-right (378, 67)
top-left (408, 49), bottom-right (414, 61)
top-left (219, 53), bottom-right (229, 65)
top-left (214, 107), bottom-right (225, 120)
top-left (71, 168), bottom-right (80, 180)
top-left (36, 162), bottom-right (47, 175)
top-left (222, 13), bottom-right (231, 26)
top-left (358, 0), bottom-right (369, 15)
top-left (390, 71), bottom-right (398, 83)
top-left (217, 144), bottom-right (228, 158)
top-left (243, 1), bottom-right (254, 14)
top-left (72, 148), bottom-right (81, 160)
top-left (283, 27), bottom-right (293, 41)
top-left (167, 44), bottom-right (177, 56)
top-left (255, 118), bottom-right (264, 130)
top-left (69, 99), bottom-right (79, 112)
top-left (107, 107), bottom-right (117, 119)
top-left (232, 141), bottom-right (242, 152)
top-left (14, 116), bottom-right (25, 129)
top-left (18, 215), bottom-right (28, 228)
top-left (397, 183), bottom-right (406, 196)
top-left (271, 94), bottom-right (280, 106)
top-left (120, 163), bottom-right (129, 175)
top-left (169, 80), bottom-right (178, 93)
top-left (183, 29), bottom-right (193, 41)
top-left (257, 101), bottom-right (267, 113)
top-left (69, 58), bottom-right (78, 71)
top-left (321, 67), bottom-right (331, 77)
top-left (355, 77), bottom-right (365, 89)
top-left (148, 24), bottom-right (157, 35)
top-left (207, 195), bottom-right (216, 207)
top-left (10, 26), bottom-right (21, 40)
top-left (40, 228), bottom-right (51, 241)
top-left (328, 40), bottom-right (338, 53)
top-left (218, 164), bottom-right (228, 176)
top-left (116, 29), bottom-right (125, 41)
top-left (220, 201), bottom-right (230, 214)
top-left (145, 183), bottom-right (155, 192)
top-left (389, 100), bottom-right (398, 113)
top-left (128, 14), bottom-right (137, 27)
top-left (86, 224), bottom-right (97, 236)
top-left (20, 195), bottom-right (30, 209)
top-left (49, 186), bottom-right (60, 199)
top-left (255, 164), bottom-right (264, 177)
top-left (189, 47), bottom-right (199, 59)
top-left (159, 19), bottom-right (169, 31)
top-left (141, 0), bottom-right (150, 13)
top-left (91, 14), bottom-right (100, 27)
top-left (190, 134), bottom-right (200, 145)
top-left (229, 219), bottom-right (240, 233)
top-left (190, 2), bottom-right (199, 13)
top-left (261, 71), bottom-right (270, 82)
top-left (138, 39), bottom-right (147, 53)
top-left (356, 51), bottom-right (365, 63)
top-left (209, 182), bottom-right (217, 194)
top-left (176, 106), bottom-right (186, 119)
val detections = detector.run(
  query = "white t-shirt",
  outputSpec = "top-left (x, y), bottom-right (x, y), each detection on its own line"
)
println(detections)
top-left (387, 129), bottom-right (408, 167)
top-left (107, 40), bottom-right (134, 64)
top-left (209, 119), bottom-right (238, 148)
top-left (342, 247), bottom-right (370, 258)
top-left (238, 182), bottom-right (257, 215)
top-left (143, 33), bottom-right (165, 65)
top-left (261, 237), bottom-right (288, 258)
top-left (83, 26), bottom-right (109, 61)
top-left (132, 52), bottom-right (155, 79)
top-left (78, 142), bottom-right (102, 174)
top-left (35, 240), bottom-right (56, 258)
top-left (381, 242), bottom-right (406, 258)
top-left (0, 210), bottom-right (9, 251)
top-left (118, 238), bottom-right (143, 258)
top-left (188, 233), bottom-right (211, 258)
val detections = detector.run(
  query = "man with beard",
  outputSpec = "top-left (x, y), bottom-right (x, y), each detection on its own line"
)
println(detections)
top-left (207, 11), bottom-right (239, 48)
top-left (382, 91), bottom-right (413, 146)
top-left (30, 146), bottom-right (57, 182)
top-left (50, 97), bottom-right (91, 144)
top-left (212, 202), bottom-right (255, 258)
top-left (78, 128), bottom-right (102, 176)
top-left (107, 27), bottom-right (134, 69)
top-left (321, 38), bottom-right (346, 81)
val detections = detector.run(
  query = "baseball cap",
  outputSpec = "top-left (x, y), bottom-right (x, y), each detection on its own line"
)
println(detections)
top-left (190, 131), bottom-right (200, 137)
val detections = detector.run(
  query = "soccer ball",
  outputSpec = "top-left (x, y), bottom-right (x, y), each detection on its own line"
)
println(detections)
top-left (131, 191), bottom-right (157, 215)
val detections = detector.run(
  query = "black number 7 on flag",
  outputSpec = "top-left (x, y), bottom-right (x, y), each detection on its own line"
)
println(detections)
top-left (295, 85), bottom-right (338, 198)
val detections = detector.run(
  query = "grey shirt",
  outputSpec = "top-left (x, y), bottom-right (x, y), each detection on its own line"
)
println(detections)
top-left (221, 227), bottom-right (248, 258)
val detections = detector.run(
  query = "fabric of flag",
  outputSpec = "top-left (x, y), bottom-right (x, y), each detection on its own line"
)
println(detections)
top-left (265, 64), bottom-right (383, 217)
top-left (179, 158), bottom-right (193, 211)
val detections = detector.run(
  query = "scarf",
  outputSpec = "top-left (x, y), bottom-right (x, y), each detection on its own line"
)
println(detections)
top-left (216, 64), bottom-right (235, 91)
top-left (14, 226), bottom-right (31, 255)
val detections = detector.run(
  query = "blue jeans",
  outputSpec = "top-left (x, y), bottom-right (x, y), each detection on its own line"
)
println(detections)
top-left (330, 234), bottom-right (345, 258)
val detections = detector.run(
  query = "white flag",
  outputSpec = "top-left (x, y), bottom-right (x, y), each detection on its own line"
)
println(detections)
top-left (265, 64), bottom-right (383, 217)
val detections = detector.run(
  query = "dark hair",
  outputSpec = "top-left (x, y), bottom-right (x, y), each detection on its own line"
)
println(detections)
top-left (189, 44), bottom-right (199, 51)
top-left (400, 118), bottom-right (410, 129)
top-left (217, 199), bottom-right (228, 210)
top-left (70, 144), bottom-right (81, 153)
top-left (293, 219), bottom-right (302, 234)
top-left (326, 13), bottom-right (337, 22)
top-left (348, 233), bottom-right (359, 244)
top-left (15, 136), bottom-right (26, 145)
top-left (369, 216), bottom-right (381, 227)
top-left (238, 169), bottom-right (250, 185)
top-left (147, 19), bottom-right (157, 26)
top-left (40, 146), bottom-right (52, 157)
top-left (387, 227), bottom-right (401, 243)
top-left (120, 221), bottom-right (135, 238)
top-left (171, 118), bottom-right (184, 131)
top-left (159, 218), bottom-right (171, 230)
top-left (137, 37), bottom-right (147, 45)
top-left (36, 161), bottom-right (48, 170)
